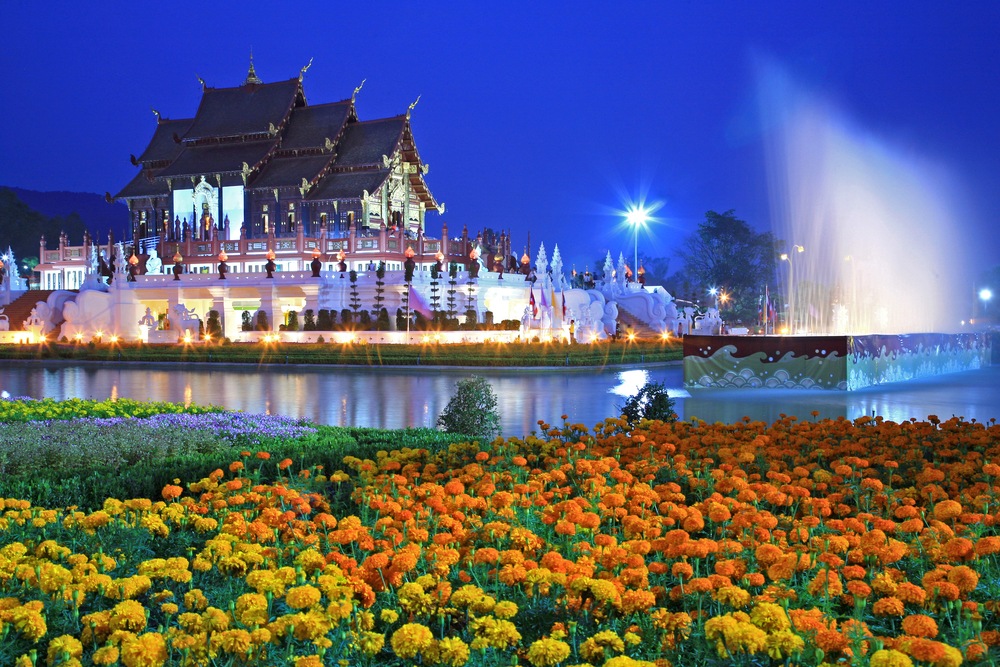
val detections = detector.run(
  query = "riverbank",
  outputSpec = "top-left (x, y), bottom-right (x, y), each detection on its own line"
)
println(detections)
top-left (0, 339), bottom-right (682, 368)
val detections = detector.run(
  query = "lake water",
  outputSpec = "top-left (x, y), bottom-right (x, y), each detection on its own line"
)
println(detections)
top-left (1, 362), bottom-right (998, 434)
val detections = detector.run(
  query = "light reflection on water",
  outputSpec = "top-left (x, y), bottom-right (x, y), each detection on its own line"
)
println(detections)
top-left (0, 362), bottom-right (998, 434)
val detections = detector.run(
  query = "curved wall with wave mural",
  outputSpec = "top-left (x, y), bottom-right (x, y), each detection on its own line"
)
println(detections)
top-left (683, 334), bottom-right (990, 391)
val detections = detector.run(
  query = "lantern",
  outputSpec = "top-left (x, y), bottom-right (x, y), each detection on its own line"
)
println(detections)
top-left (312, 247), bottom-right (320, 258)
top-left (219, 250), bottom-right (228, 262)
top-left (521, 251), bottom-right (529, 265)
top-left (469, 247), bottom-right (479, 260)
top-left (337, 249), bottom-right (346, 262)
top-left (638, 265), bottom-right (645, 275)
top-left (266, 249), bottom-right (276, 261)
top-left (404, 246), bottom-right (415, 258)
top-left (435, 250), bottom-right (444, 262)
top-left (129, 254), bottom-right (139, 265)
top-left (173, 249), bottom-right (183, 263)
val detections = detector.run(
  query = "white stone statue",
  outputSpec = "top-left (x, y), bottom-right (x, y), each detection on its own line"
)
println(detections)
top-left (520, 305), bottom-right (531, 339)
top-left (145, 249), bottom-right (163, 275)
top-left (540, 306), bottom-right (552, 332)
top-left (88, 245), bottom-right (99, 275)
top-left (139, 307), bottom-right (156, 327)
top-left (115, 242), bottom-right (126, 274)
top-left (23, 307), bottom-right (45, 340)
top-left (169, 304), bottom-right (200, 333)
top-left (0, 308), bottom-right (8, 332)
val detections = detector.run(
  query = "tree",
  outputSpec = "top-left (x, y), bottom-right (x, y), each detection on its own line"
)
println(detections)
top-left (446, 263), bottom-right (459, 319)
top-left (205, 310), bottom-right (222, 340)
top-left (616, 381), bottom-right (677, 426)
top-left (254, 310), bottom-right (270, 332)
top-left (437, 376), bottom-right (501, 441)
top-left (349, 270), bottom-right (361, 315)
top-left (429, 264), bottom-right (441, 317)
top-left (675, 210), bottom-right (783, 323)
top-left (373, 261), bottom-right (386, 318)
top-left (241, 311), bottom-right (253, 332)
top-left (303, 309), bottom-right (316, 331)
top-left (636, 253), bottom-right (671, 286)
top-left (286, 311), bottom-right (300, 332)
top-left (317, 309), bottom-right (333, 331)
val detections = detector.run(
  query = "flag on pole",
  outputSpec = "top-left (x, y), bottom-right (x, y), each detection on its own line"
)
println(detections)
top-left (408, 284), bottom-right (433, 319)
top-left (561, 290), bottom-right (567, 318)
top-left (768, 299), bottom-right (777, 328)
top-left (540, 287), bottom-right (549, 309)
top-left (529, 286), bottom-right (537, 318)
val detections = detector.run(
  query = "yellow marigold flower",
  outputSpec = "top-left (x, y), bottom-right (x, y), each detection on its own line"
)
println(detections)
top-left (715, 586), bottom-right (751, 608)
top-left (217, 629), bottom-right (252, 654)
top-left (438, 637), bottom-right (471, 667)
top-left (624, 632), bottom-right (642, 646)
top-left (15, 656), bottom-right (33, 667)
top-left (580, 630), bottom-right (626, 662)
top-left (293, 656), bottom-right (323, 667)
top-left (11, 604), bottom-right (47, 642)
top-left (121, 632), bottom-right (168, 667)
top-left (527, 637), bottom-right (571, 666)
top-left (494, 601), bottom-right (519, 619)
top-left (765, 630), bottom-right (805, 660)
top-left (750, 602), bottom-right (790, 633)
top-left (109, 600), bottom-right (148, 633)
top-left (869, 649), bottom-right (915, 667)
top-left (380, 609), bottom-right (400, 624)
top-left (603, 657), bottom-right (657, 667)
top-left (183, 589), bottom-right (209, 611)
top-left (250, 628), bottom-right (272, 645)
top-left (46, 634), bottom-right (84, 666)
top-left (286, 584), bottom-right (322, 610)
top-left (93, 646), bottom-right (120, 666)
top-left (160, 603), bottom-right (178, 616)
top-left (358, 630), bottom-right (386, 656)
top-left (391, 623), bottom-right (435, 659)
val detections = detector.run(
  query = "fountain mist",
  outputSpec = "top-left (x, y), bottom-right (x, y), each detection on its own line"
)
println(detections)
top-left (759, 64), bottom-right (968, 334)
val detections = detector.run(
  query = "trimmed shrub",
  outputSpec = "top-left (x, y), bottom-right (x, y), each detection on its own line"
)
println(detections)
top-left (437, 376), bottom-right (501, 441)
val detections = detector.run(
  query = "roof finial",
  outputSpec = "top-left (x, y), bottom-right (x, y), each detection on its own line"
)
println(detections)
top-left (197, 76), bottom-right (206, 91)
top-left (244, 47), bottom-right (262, 86)
top-left (407, 95), bottom-right (421, 119)
top-left (150, 106), bottom-right (161, 121)
top-left (299, 57), bottom-right (313, 82)
top-left (351, 78), bottom-right (366, 103)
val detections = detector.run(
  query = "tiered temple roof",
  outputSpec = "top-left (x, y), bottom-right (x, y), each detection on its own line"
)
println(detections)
top-left (113, 63), bottom-right (438, 212)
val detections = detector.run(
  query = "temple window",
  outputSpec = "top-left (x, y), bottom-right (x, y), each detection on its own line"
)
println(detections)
top-left (263, 214), bottom-right (269, 234)
top-left (288, 213), bottom-right (295, 232)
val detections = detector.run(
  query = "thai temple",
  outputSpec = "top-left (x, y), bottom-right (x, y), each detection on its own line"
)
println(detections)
top-left (2, 60), bottom-right (689, 343)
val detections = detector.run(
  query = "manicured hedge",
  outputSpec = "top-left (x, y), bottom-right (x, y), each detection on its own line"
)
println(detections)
top-left (0, 340), bottom-right (682, 367)
top-left (0, 423), bottom-right (473, 511)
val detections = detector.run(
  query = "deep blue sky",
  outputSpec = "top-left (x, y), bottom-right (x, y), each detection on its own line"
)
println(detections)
top-left (1, 1), bottom-right (997, 277)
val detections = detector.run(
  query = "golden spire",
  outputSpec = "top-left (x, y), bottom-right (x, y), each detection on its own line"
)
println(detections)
top-left (244, 48), bottom-right (262, 86)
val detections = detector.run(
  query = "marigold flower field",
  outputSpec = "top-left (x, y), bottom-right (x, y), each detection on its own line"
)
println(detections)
top-left (2, 404), bottom-right (1000, 666)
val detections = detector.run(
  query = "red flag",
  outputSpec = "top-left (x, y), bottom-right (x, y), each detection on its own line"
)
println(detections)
top-left (529, 286), bottom-right (537, 317)
top-left (562, 290), bottom-right (566, 318)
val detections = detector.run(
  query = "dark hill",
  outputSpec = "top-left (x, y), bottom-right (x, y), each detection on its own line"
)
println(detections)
top-left (4, 187), bottom-right (129, 242)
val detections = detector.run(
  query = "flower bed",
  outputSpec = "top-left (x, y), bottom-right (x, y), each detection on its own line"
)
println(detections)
top-left (1, 412), bottom-right (999, 666)
top-left (0, 397), bottom-right (224, 423)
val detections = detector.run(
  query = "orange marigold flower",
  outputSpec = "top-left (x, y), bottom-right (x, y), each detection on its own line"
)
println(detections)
top-left (229, 461), bottom-right (244, 472)
top-left (256, 452), bottom-right (271, 460)
top-left (942, 537), bottom-right (975, 562)
top-left (278, 458), bottom-right (293, 470)
top-left (671, 563), bottom-right (694, 581)
top-left (933, 500), bottom-right (963, 521)
top-left (901, 614), bottom-right (938, 638)
top-left (160, 485), bottom-right (182, 501)
top-left (946, 565), bottom-right (979, 594)
top-left (120, 632), bottom-right (168, 667)
top-left (872, 596), bottom-right (905, 617)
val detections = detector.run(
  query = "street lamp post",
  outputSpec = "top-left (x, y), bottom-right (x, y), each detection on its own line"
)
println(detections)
top-left (981, 288), bottom-right (993, 316)
top-left (625, 207), bottom-right (648, 283)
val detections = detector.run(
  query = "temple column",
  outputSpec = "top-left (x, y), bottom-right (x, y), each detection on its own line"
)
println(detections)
top-left (257, 283), bottom-right (277, 332)
top-left (210, 289), bottom-right (235, 341)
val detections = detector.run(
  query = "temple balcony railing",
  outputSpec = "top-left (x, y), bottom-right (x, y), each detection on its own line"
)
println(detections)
top-left (34, 224), bottom-right (517, 277)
